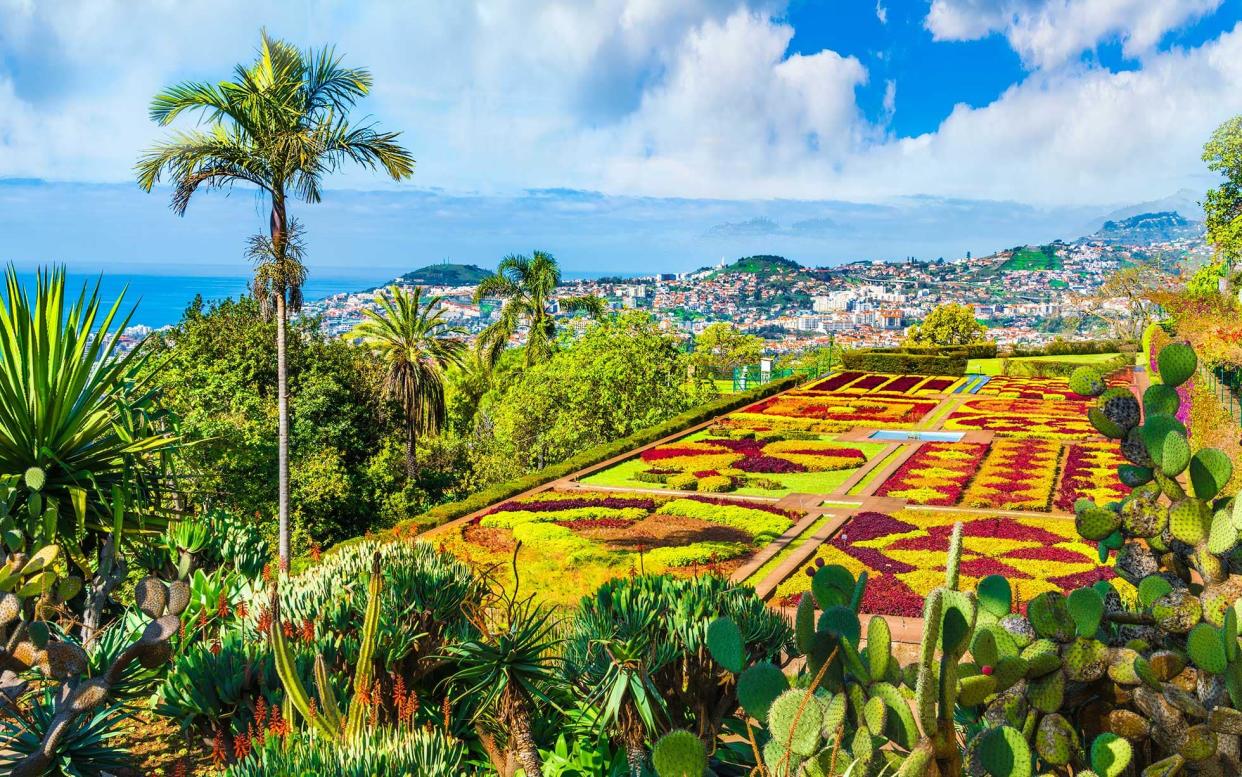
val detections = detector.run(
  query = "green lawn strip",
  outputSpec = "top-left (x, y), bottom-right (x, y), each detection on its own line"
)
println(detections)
top-left (742, 512), bottom-right (837, 588)
top-left (918, 397), bottom-right (961, 430)
top-left (966, 358), bottom-right (1004, 375)
top-left (579, 437), bottom-right (888, 497)
top-left (846, 445), bottom-right (909, 496)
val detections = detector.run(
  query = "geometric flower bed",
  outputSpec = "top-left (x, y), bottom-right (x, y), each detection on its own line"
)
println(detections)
top-left (439, 490), bottom-right (803, 606)
top-left (729, 392), bottom-right (938, 432)
top-left (960, 438), bottom-right (1060, 510)
top-left (874, 442), bottom-right (989, 505)
top-left (771, 509), bottom-right (1116, 617)
top-left (974, 373), bottom-right (1129, 401)
top-left (806, 371), bottom-right (964, 396)
top-left (1055, 440), bottom-right (1128, 511)
top-left (943, 396), bottom-right (1096, 439)
top-left (579, 428), bottom-right (884, 495)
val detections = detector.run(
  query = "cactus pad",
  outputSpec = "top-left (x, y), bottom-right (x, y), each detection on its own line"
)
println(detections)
top-left (1168, 498), bottom-right (1210, 545)
top-left (1179, 724), bottom-right (1217, 762)
top-left (958, 674), bottom-right (997, 706)
top-left (977, 724), bottom-right (1032, 777)
top-left (1069, 366), bottom-right (1106, 397)
top-left (1089, 733), bottom-right (1132, 777)
top-left (1021, 639), bottom-right (1062, 678)
top-left (1117, 464), bottom-right (1153, 488)
top-left (1151, 589), bottom-right (1202, 633)
top-left (737, 662), bottom-right (788, 721)
top-left (1208, 508), bottom-right (1239, 555)
top-left (1062, 637), bottom-right (1109, 682)
top-left (1158, 430), bottom-right (1191, 477)
top-left (1143, 383), bottom-right (1181, 417)
top-left (821, 691), bottom-right (848, 738)
top-left (1137, 575), bottom-right (1174, 608)
top-left (977, 574), bottom-right (1012, 620)
top-left (1027, 592), bottom-right (1075, 642)
top-left (1027, 667), bottom-right (1066, 713)
top-left (811, 564), bottom-right (854, 610)
top-left (1190, 447), bottom-right (1233, 501)
top-left (866, 615), bottom-right (890, 680)
top-left (1141, 414), bottom-right (1187, 468)
top-left (1120, 493), bottom-right (1166, 538)
top-left (768, 688), bottom-right (825, 757)
top-left (135, 577), bottom-right (168, 620)
top-left (1067, 588), bottom-right (1105, 637)
top-left (706, 616), bottom-right (744, 673)
top-left (1120, 428), bottom-right (1154, 467)
top-left (1077, 501), bottom-right (1122, 541)
top-left (1099, 389), bottom-right (1141, 431)
top-left (1035, 713), bottom-right (1078, 766)
top-left (652, 730), bottom-right (707, 777)
top-left (1157, 342), bottom-right (1197, 387)
top-left (1187, 622), bottom-right (1228, 673)
top-left (1089, 407), bottom-right (1126, 439)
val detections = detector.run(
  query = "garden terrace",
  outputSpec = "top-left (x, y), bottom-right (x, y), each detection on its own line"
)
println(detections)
top-left (428, 369), bottom-right (1137, 637)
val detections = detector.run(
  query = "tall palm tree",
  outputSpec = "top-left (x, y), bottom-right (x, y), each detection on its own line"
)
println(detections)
top-left (135, 32), bottom-right (414, 569)
top-left (350, 285), bottom-right (465, 476)
top-left (473, 251), bottom-right (606, 367)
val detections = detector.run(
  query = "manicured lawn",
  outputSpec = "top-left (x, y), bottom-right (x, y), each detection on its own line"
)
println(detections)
top-left (999, 246), bottom-right (1062, 271)
top-left (967, 352), bottom-right (1123, 375)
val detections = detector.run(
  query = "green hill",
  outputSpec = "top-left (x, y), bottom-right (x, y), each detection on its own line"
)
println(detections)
top-left (710, 255), bottom-right (805, 277)
top-left (393, 263), bottom-right (491, 286)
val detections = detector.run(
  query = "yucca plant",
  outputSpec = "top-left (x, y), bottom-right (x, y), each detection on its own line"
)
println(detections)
top-left (0, 687), bottom-right (133, 776)
top-left (0, 266), bottom-right (180, 637)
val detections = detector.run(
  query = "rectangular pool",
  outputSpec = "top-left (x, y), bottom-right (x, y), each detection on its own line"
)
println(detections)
top-left (869, 430), bottom-right (966, 442)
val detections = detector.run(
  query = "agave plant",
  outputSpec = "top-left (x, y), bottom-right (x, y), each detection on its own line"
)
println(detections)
top-left (0, 266), bottom-right (180, 567)
top-left (0, 687), bottom-right (133, 776)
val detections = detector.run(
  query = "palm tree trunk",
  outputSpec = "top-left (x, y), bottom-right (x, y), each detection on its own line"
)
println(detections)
top-left (271, 196), bottom-right (291, 571)
top-left (276, 291), bottom-right (290, 570)
top-left (405, 420), bottom-right (417, 478)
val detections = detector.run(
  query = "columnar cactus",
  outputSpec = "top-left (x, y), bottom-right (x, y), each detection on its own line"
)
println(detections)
top-left (269, 550), bottom-right (384, 742)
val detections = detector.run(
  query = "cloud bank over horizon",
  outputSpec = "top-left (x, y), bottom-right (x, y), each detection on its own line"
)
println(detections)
top-left (0, 0), bottom-right (1238, 273)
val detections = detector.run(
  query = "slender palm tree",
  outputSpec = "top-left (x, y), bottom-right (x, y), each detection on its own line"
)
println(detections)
top-left (136, 32), bottom-right (414, 569)
top-left (473, 251), bottom-right (606, 367)
top-left (350, 285), bottom-right (465, 476)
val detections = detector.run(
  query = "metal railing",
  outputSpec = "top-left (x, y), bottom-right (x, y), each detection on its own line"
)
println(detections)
top-left (1200, 364), bottom-right (1242, 426)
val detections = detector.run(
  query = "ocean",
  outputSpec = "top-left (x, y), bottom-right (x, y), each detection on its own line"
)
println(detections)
top-left (10, 271), bottom-right (386, 330)
top-left (9, 268), bottom-right (640, 330)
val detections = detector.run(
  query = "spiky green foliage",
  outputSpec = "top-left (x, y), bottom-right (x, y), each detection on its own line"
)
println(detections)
top-left (220, 728), bottom-right (467, 777)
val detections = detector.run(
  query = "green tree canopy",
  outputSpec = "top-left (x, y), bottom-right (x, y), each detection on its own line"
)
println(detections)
top-left (903, 303), bottom-right (988, 347)
top-left (691, 322), bottom-right (763, 375)
top-left (1203, 115), bottom-right (1242, 272)
top-left (474, 312), bottom-right (703, 480)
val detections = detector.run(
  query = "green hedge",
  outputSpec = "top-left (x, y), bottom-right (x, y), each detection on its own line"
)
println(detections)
top-left (322, 374), bottom-right (802, 558)
top-left (884, 343), bottom-right (998, 359)
top-left (1001, 352), bottom-right (1131, 378)
top-left (841, 350), bottom-right (969, 375)
top-left (1009, 339), bottom-right (1137, 357)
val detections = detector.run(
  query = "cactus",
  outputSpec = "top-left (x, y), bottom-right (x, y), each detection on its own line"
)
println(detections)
top-left (1144, 383), bottom-right (1180, 416)
top-left (1190, 448), bottom-right (1234, 500)
top-left (706, 616), bottom-right (744, 673)
top-left (1099, 388), bottom-right (1142, 431)
top-left (1067, 587), bottom-right (1104, 637)
top-left (652, 730), bottom-right (707, 777)
top-left (1156, 342), bottom-right (1197, 387)
top-left (767, 688), bottom-right (825, 757)
top-left (976, 725), bottom-right (1032, 777)
top-left (1069, 366), bottom-right (1107, 397)
top-left (1090, 733), bottom-right (1132, 777)
top-left (736, 662), bottom-right (788, 721)
top-left (270, 550), bottom-right (384, 742)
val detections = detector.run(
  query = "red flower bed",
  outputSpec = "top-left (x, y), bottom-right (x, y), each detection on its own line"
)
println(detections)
top-left (1054, 442), bottom-right (1127, 511)
top-left (736, 455), bottom-right (804, 473)
top-left (485, 496), bottom-right (658, 515)
top-left (809, 371), bottom-right (865, 391)
top-left (642, 446), bottom-right (722, 461)
top-left (851, 374), bottom-right (888, 391)
top-left (919, 377), bottom-right (956, 393)
top-left (881, 375), bottom-right (922, 393)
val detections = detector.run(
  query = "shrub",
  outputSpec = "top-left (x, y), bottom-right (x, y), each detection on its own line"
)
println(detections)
top-left (746, 477), bottom-right (782, 490)
top-left (666, 473), bottom-right (699, 491)
top-left (656, 498), bottom-right (792, 542)
top-left (1002, 352), bottom-right (1131, 378)
top-left (841, 349), bottom-right (970, 375)
top-left (156, 625), bottom-right (279, 739)
top-left (697, 475), bottom-right (735, 493)
top-left (480, 506), bottom-right (648, 529)
top-left (646, 542), bottom-right (750, 568)
top-left (0, 688), bottom-right (132, 776)
top-left (221, 729), bottom-right (468, 777)
top-left (634, 471), bottom-right (670, 484)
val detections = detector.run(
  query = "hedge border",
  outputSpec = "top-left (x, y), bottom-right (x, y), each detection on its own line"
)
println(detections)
top-left (321, 374), bottom-right (803, 559)
top-left (999, 352), bottom-right (1131, 378)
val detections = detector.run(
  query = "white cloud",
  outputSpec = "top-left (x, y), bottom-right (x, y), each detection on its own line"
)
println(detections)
top-left (926, 0), bottom-right (1223, 69)
top-left (875, 0), bottom-right (887, 25)
top-left (0, 0), bottom-right (1239, 212)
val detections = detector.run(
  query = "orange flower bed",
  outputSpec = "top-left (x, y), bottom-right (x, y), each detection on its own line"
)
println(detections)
top-left (875, 442), bottom-right (989, 505)
top-left (961, 438), bottom-right (1060, 511)
top-left (944, 397), bottom-right (1095, 439)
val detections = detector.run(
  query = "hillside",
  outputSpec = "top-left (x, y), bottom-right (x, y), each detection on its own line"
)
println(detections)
top-left (393, 263), bottom-right (491, 286)
top-left (998, 245), bottom-right (1062, 271)
top-left (709, 255), bottom-right (806, 277)
top-left (1088, 211), bottom-right (1204, 244)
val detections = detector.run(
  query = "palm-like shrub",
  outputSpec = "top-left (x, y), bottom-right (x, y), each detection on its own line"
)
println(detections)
top-left (350, 285), bottom-right (466, 476)
top-left (0, 687), bottom-right (132, 776)
top-left (563, 575), bottom-right (791, 774)
top-left (445, 585), bottom-right (562, 776)
top-left (0, 266), bottom-right (179, 556)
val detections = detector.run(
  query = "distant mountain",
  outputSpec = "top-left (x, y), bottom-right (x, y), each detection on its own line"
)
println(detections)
top-left (1081, 189), bottom-right (1204, 235)
top-left (391, 263), bottom-right (491, 286)
top-left (1088, 211), bottom-right (1204, 244)
top-left (709, 255), bottom-right (806, 277)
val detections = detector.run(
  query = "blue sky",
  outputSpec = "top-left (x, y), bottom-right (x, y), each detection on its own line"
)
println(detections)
top-left (1, 0), bottom-right (1240, 277)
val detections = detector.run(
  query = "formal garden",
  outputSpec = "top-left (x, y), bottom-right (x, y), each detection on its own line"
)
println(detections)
top-left (6, 30), bottom-right (1242, 777)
